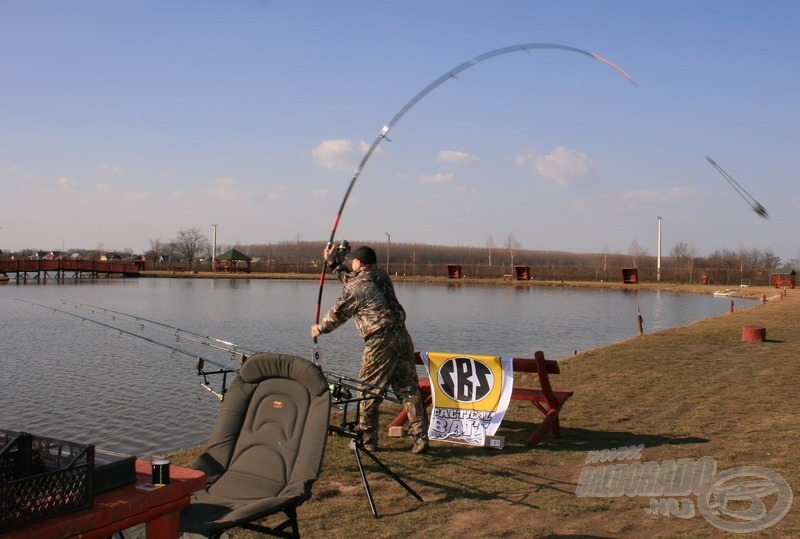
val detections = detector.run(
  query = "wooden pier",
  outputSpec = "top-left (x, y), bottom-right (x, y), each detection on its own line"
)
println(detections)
top-left (0, 259), bottom-right (141, 282)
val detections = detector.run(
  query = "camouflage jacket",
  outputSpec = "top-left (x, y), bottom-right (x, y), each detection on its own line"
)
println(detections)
top-left (318, 264), bottom-right (407, 339)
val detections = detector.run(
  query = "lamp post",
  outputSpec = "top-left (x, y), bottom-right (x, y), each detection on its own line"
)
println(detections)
top-left (385, 232), bottom-right (390, 273)
top-left (656, 216), bottom-right (662, 283)
top-left (212, 224), bottom-right (218, 271)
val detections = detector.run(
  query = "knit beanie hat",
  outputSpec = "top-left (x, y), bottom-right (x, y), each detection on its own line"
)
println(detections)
top-left (349, 246), bottom-right (377, 265)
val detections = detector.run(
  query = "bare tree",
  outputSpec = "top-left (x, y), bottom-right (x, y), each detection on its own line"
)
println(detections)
top-left (760, 248), bottom-right (781, 269)
top-left (628, 239), bottom-right (650, 268)
top-left (486, 236), bottom-right (496, 266)
top-left (670, 241), bottom-right (697, 282)
top-left (505, 233), bottom-right (520, 271)
top-left (173, 228), bottom-right (209, 262)
top-left (787, 248), bottom-right (800, 270)
top-left (146, 238), bottom-right (162, 262)
top-left (600, 245), bottom-right (611, 281)
top-left (670, 241), bottom-right (690, 261)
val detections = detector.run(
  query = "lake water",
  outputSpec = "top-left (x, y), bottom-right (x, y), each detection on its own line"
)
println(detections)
top-left (0, 278), bottom-right (752, 456)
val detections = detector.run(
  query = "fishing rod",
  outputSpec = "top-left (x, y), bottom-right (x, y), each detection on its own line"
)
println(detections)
top-left (17, 299), bottom-right (238, 400)
top-left (61, 300), bottom-right (257, 361)
top-left (705, 156), bottom-right (770, 219)
top-left (58, 303), bottom-right (397, 400)
top-left (22, 300), bottom-right (401, 403)
top-left (313, 43), bottom-right (636, 362)
top-left (324, 371), bottom-right (401, 404)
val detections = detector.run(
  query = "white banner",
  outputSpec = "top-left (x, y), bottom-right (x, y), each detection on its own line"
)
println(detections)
top-left (420, 352), bottom-right (514, 446)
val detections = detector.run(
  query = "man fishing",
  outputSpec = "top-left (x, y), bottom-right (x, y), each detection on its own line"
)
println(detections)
top-left (311, 244), bottom-right (429, 454)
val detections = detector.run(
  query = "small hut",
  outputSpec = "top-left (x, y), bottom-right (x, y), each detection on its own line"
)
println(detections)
top-left (770, 267), bottom-right (796, 289)
top-left (621, 268), bottom-right (639, 284)
top-left (514, 265), bottom-right (531, 281)
top-left (215, 248), bottom-right (252, 273)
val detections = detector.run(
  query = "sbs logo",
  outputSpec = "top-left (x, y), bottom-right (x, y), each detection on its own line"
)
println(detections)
top-left (437, 356), bottom-right (494, 403)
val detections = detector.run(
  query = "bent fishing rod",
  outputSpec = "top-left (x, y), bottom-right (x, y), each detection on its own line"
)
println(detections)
top-left (313, 43), bottom-right (636, 363)
top-left (18, 299), bottom-right (238, 400)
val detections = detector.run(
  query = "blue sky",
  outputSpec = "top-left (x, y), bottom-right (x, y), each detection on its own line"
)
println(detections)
top-left (2, 1), bottom-right (798, 262)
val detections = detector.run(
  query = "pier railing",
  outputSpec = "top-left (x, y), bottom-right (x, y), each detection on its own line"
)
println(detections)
top-left (0, 259), bottom-right (141, 278)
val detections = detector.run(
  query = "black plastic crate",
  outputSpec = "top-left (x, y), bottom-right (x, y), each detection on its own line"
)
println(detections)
top-left (93, 449), bottom-right (136, 495)
top-left (0, 429), bottom-right (94, 532)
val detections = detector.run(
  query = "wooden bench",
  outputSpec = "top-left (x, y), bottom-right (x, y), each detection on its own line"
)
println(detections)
top-left (389, 350), bottom-right (574, 447)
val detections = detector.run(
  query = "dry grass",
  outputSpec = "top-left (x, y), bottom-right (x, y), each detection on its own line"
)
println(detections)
top-left (166, 284), bottom-right (798, 538)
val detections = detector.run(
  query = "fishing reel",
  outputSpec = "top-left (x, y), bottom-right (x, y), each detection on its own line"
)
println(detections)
top-left (328, 239), bottom-right (351, 270)
top-left (329, 382), bottom-right (353, 402)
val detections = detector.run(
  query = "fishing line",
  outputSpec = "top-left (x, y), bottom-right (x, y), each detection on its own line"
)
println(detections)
top-left (17, 299), bottom-right (238, 398)
top-left (314, 43), bottom-right (636, 362)
top-left (22, 300), bottom-right (397, 403)
top-left (61, 301), bottom-right (257, 360)
top-left (705, 156), bottom-right (770, 219)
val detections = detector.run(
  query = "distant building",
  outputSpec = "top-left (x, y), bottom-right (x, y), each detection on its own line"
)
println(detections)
top-left (770, 268), bottom-right (796, 289)
top-left (215, 248), bottom-right (252, 273)
top-left (38, 251), bottom-right (63, 260)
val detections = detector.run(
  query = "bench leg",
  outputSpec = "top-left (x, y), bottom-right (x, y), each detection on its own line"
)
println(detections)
top-left (388, 409), bottom-right (410, 428)
top-left (551, 415), bottom-right (561, 438)
top-left (526, 409), bottom-right (560, 447)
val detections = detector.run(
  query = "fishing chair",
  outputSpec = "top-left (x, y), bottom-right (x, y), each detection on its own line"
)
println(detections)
top-left (179, 352), bottom-right (331, 538)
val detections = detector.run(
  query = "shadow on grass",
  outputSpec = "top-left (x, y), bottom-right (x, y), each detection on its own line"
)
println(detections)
top-left (343, 446), bottom-right (572, 510)
top-left (540, 535), bottom-right (616, 539)
top-left (497, 420), bottom-right (710, 452)
top-left (338, 422), bottom-right (710, 515)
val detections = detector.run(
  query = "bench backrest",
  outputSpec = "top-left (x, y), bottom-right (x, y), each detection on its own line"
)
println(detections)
top-left (414, 351), bottom-right (561, 380)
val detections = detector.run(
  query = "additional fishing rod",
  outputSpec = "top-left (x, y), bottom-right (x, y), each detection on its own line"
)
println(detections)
top-left (705, 156), bottom-right (770, 219)
top-left (22, 300), bottom-right (400, 404)
top-left (17, 299), bottom-right (238, 400)
top-left (61, 300), bottom-right (258, 361)
top-left (313, 43), bottom-right (636, 362)
top-left (60, 303), bottom-right (398, 399)
top-left (324, 370), bottom-right (401, 404)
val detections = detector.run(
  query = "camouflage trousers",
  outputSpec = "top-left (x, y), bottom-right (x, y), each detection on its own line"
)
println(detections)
top-left (358, 326), bottom-right (428, 444)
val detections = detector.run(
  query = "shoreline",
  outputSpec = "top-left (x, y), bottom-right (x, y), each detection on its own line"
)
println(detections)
top-left (4, 267), bottom-right (783, 302)
top-left (140, 270), bottom-right (783, 301)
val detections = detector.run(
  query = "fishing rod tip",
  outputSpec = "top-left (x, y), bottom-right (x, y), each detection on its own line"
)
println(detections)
top-left (590, 52), bottom-right (637, 85)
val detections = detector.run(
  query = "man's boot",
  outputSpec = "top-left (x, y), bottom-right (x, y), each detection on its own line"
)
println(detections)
top-left (411, 432), bottom-right (429, 454)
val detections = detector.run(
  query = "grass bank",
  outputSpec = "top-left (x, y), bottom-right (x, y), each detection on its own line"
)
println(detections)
top-left (165, 285), bottom-right (797, 538)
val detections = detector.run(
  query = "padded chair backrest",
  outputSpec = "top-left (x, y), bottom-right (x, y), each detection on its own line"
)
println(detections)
top-left (198, 352), bottom-right (330, 501)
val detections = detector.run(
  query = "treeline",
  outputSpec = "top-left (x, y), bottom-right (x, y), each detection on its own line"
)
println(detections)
top-left (160, 240), bottom-right (790, 286)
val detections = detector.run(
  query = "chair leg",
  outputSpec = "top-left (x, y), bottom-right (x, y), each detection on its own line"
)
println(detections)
top-left (286, 505), bottom-right (300, 539)
top-left (238, 505), bottom-right (300, 538)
